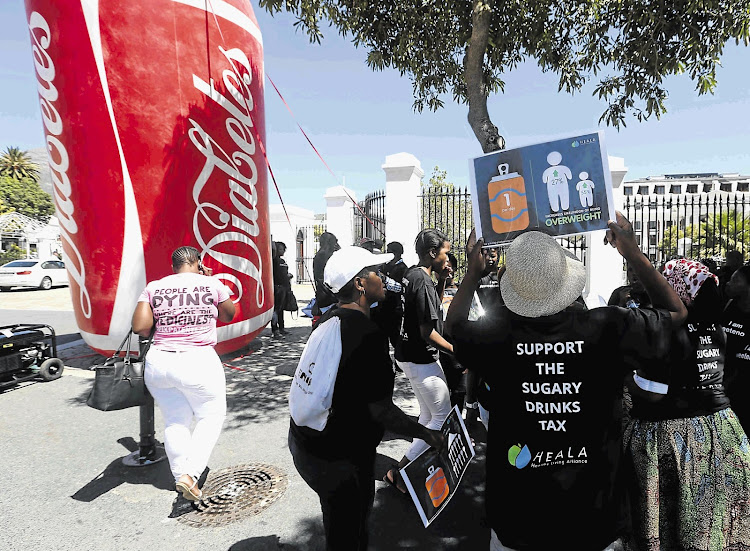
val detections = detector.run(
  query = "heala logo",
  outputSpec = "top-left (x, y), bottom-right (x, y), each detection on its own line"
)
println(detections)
top-left (508, 443), bottom-right (531, 469)
top-left (572, 138), bottom-right (596, 147)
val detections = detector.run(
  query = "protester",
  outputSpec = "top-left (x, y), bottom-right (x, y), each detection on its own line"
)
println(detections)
top-left (272, 241), bottom-right (292, 337)
top-left (608, 254), bottom-right (653, 308)
top-left (373, 241), bottom-right (408, 350)
top-left (441, 252), bottom-right (466, 412)
top-left (312, 232), bottom-right (339, 319)
top-left (700, 256), bottom-right (719, 275)
top-left (386, 229), bottom-right (454, 491)
top-left (358, 236), bottom-right (384, 253)
top-left (288, 246), bottom-right (443, 551)
top-left (131, 246), bottom-right (236, 501)
top-left (465, 246), bottom-right (501, 427)
top-left (623, 258), bottom-right (750, 551)
top-left (719, 250), bottom-right (745, 304)
top-left (446, 213), bottom-right (687, 551)
top-left (723, 265), bottom-right (750, 430)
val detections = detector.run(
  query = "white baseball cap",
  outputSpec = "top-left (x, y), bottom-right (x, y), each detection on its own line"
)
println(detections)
top-left (324, 246), bottom-right (394, 294)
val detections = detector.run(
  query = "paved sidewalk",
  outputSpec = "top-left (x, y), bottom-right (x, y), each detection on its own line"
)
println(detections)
top-left (0, 285), bottom-right (489, 551)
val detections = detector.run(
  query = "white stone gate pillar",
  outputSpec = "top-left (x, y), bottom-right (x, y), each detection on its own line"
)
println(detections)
top-left (324, 185), bottom-right (356, 247)
top-left (383, 152), bottom-right (424, 267)
top-left (584, 156), bottom-right (629, 307)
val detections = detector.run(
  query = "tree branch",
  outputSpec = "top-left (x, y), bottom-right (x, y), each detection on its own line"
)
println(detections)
top-left (464, 0), bottom-right (504, 153)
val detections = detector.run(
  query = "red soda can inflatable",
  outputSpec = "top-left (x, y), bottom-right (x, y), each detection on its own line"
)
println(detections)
top-left (24, 0), bottom-right (273, 355)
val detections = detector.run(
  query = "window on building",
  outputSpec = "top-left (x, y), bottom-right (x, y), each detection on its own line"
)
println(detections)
top-left (654, 185), bottom-right (665, 195)
top-left (623, 186), bottom-right (633, 196)
top-left (638, 185), bottom-right (649, 195)
top-left (670, 185), bottom-right (682, 194)
top-left (703, 183), bottom-right (713, 193)
top-left (687, 184), bottom-right (698, 193)
top-left (648, 221), bottom-right (657, 230)
top-left (738, 182), bottom-right (750, 192)
top-left (636, 235), bottom-right (642, 246)
top-left (649, 235), bottom-right (658, 246)
top-left (720, 183), bottom-right (732, 192)
top-left (634, 221), bottom-right (642, 231)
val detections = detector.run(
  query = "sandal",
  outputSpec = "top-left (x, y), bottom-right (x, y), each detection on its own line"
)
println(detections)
top-left (175, 474), bottom-right (202, 501)
top-left (383, 468), bottom-right (407, 494)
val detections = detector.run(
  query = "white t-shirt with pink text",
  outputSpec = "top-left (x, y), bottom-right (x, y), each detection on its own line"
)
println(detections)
top-left (138, 272), bottom-right (231, 350)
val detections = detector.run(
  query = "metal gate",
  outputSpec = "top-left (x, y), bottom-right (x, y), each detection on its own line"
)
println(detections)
top-left (353, 190), bottom-right (386, 247)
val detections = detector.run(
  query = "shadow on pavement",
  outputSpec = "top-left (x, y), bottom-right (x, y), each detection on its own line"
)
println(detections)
top-left (229, 517), bottom-right (325, 550)
top-left (56, 331), bottom-right (82, 346)
top-left (71, 437), bottom-right (174, 501)
top-left (221, 328), bottom-right (308, 431)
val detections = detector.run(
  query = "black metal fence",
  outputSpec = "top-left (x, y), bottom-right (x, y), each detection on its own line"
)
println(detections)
top-left (294, 223), bottom-right (326, 283)
top-left (623, 194), bottom-right (750, 267)
top-left (353, 190), bottom-right (386, 246)
top-left (420, 184), bottom-right (474, 280)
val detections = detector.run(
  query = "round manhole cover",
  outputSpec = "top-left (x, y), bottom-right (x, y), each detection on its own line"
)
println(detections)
top-left (178, 463), bottom-right (288, 527)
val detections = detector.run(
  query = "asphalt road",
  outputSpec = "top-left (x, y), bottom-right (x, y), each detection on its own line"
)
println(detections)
top-left (0, 286), bottom-right (81, 344)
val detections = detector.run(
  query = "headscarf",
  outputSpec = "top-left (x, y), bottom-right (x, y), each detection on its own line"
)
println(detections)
top-left (662, 258), bottom-right (719, 305)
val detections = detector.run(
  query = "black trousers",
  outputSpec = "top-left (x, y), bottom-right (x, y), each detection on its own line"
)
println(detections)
top-left (272, 286), bottom-right (287, 332)
top-left (288, 431), bottom-right (375, 551)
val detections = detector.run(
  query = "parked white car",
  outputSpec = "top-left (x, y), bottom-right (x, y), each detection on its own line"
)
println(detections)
top-left (0, 259), bottom-right (69, 291)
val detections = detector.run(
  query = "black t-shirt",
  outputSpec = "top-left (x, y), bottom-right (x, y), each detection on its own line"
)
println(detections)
top-left (452, 305), bottom-right (672, 550)
top-left (289, 308), bottom-right (395, 460)
top-left (476, 272), bottom-right (504, 314)
top-left (313, 249), bottom-right (336, 307)
top-left (380, 258), bottom-right (408, 314)
top-left (631, 318), bottom-right (730, 420)
top-left (723, 300), bottom-right (750, 428)
top-left (396, 266), bottom-right (443, 363)
top-left (272, 256), bottom-right (291, 289)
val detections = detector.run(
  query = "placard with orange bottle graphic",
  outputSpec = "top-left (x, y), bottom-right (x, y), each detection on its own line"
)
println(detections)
top-left (488, 163), bottom-right (530, 234)
top-left (425, 465), bottom-right (449, 508)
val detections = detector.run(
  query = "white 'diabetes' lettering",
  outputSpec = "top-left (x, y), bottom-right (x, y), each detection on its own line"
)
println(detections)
top-left (28, 12), bottom-right (91, 318)
top-left (189, 46), bottom-right (264, 307)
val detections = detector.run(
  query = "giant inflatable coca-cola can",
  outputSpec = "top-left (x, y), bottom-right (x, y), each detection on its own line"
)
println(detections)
top-left (24, 0), bottom-right (273, 355)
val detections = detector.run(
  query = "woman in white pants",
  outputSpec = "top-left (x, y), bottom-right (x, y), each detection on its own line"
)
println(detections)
top-left (385, 229), bottom-right (454, 492)
top-left (132, 246), bottom-right (235, 501)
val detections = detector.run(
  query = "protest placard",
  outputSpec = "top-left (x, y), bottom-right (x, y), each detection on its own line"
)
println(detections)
top-left (469, 131), bottom-right (616, 246)
top-left (399, 406), bottom-right (475, 527)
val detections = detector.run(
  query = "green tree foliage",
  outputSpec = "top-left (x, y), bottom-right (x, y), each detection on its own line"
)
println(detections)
top-left (659, 209), bottom-right (750, 259)
top-left (0, 194), bottom-right (10, 216)
top-left (0, 147), bottom-right (40, 181)
top-left (421, 166), bottom-right (473, 280)
top-left (0, 176), bottom-right (55, 223)
top-left (258, 1), bottom-right (750, 152)
top-left (0, 244), bottom-right (27, 265)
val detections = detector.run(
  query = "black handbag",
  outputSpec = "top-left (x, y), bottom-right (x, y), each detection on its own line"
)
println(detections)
top-left (283, 288), bottom-right (299, 312)
top-left (87, 330), bottom-right (153, 411)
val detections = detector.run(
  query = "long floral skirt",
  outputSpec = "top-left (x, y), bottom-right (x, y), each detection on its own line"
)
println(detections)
top-left (623, 409), bottom-right (750, 551)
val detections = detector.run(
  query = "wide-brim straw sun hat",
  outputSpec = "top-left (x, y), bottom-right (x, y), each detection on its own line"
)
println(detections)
top-left (500, 231), bottom-right (586, 318)
top-left (324, 246), bottom-right (394, 294)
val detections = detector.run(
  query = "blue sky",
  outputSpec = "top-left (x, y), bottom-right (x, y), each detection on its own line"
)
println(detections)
top-left (2, 1), bottom-right (749, 214)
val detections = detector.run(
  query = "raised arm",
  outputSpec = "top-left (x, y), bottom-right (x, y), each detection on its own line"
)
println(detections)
top-left (445, 229), bottom-right (486, 336)
top-left (604, 211), bottom-right (687, 324)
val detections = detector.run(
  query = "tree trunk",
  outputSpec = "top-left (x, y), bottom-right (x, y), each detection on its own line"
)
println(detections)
top-left (464, 0), bottom-right (504, 153)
